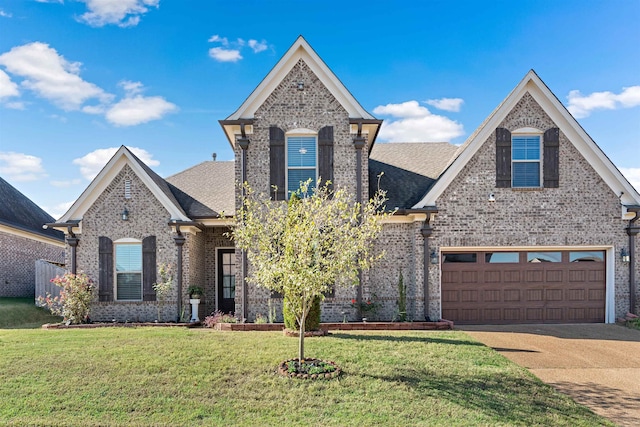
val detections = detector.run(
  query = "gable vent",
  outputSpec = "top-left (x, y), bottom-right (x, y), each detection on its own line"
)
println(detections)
top-left (124, 179), bottom-right (131, 199)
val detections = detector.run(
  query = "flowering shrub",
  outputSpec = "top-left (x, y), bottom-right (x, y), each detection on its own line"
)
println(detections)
top-left (350, 295), bottom-right (380, 318)
top-left (152, 263), bottom-right (173, 322)
top-left (37, 272), bottom-right (94, 324)
top-left (203, 310), bottom-right (237, 327)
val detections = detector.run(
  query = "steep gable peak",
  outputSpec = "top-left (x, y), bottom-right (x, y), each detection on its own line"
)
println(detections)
top-left (221, 36), bottom-right (377, 145)
top-left (412, 69), bottom-right (640, 213)
top-left (59, 145), bottom-right (189, 224)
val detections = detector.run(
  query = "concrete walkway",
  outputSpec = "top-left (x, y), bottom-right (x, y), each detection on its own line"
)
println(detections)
top-left (461, 324), bottom-right (640, 427)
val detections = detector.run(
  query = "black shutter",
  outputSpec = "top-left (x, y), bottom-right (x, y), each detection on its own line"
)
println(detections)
top-left (543, 127), bottom-right (560, 188)
top-left (269, 126), bottom-right (286, 200)
top-left (495, 128), bottom-right (512, 188)
top-left (318, 126), bottom-right (334, 191)
top-left (98, 236), bottom-right (113, 302)
top-left (142, 236), bottom-right (156, 301)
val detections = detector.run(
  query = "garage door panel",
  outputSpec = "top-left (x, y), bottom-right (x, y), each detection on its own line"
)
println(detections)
top-left (441, 250), bottom-right (605, 325)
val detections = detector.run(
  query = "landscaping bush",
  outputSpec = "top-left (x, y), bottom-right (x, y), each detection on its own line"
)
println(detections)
top-left (284, 294), bottom-right (321, 331)
top-left (37, 272), bottom-right (94, 324)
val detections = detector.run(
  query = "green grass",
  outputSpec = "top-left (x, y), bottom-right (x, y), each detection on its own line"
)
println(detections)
top-left (0, 300), bottom-right (612, 426)
top-left (0, 298), bottom-right (62, 329)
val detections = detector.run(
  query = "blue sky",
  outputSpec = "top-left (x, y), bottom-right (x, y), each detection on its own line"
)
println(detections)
top-left (0, 0), bottom-right (638, 218)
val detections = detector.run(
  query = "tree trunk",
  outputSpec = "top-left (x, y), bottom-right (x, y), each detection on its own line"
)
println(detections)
top-left (298, 313), bottom-right (305, 361)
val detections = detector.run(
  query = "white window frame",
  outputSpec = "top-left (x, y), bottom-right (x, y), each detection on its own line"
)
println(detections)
top-left (511, 127), bottom-right (543, 188)
top-left (114, 238), bottom-right (143, 301)
top-left (285, 128), bottom-right (318, 199)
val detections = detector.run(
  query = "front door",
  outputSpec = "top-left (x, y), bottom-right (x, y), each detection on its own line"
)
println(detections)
top-left (217, 249), bottom-right (236, 314)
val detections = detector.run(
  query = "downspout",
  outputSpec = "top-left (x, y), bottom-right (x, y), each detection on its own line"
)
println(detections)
top-left (238, 124), bottom-right (250, 322)
top-left (173, 225), bottom-right (186, 322)
top-left (627, 208), bottom-right (640, 314)
top-left (66, 225), bottom-right (79, 275)
top-left (353, 123), bottom-right (366, 305)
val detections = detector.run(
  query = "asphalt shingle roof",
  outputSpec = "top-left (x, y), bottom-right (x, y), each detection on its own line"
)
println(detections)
top-left (369, 142), bottom-right (459, 209)
top-left (0, 176), bottom-right (64, 240)
top-left (166, 161), bottom-right (235, 217)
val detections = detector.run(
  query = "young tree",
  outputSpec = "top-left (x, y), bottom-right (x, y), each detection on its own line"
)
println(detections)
top-left (233, 179), bottom-right (389, 361)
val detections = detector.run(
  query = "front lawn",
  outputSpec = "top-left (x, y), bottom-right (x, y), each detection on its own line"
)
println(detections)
top-left (0, 297), bottom-right (62, 329)
top-left (0, 325), bottom-right (611, 426)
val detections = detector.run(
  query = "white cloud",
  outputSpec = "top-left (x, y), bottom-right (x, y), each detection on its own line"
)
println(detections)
top-left (105, 81), bottom-right (177, 126)
top-left (248, 39), bottom-right (268, 53)
top-left (425, 97), bottom-right (464, 112)
top-left (208, 35), bottom-right (229, 45)
top-left (0, 69), bottom-right (19, 99)
top-left (567, 86), bottom-right (640, 118)
top-left (45, 201), bottom-right (74, 220)
top-left (5, 101), bottom-right (25, 110)
top-left (77, 0), bottom-right (159, 28)
top-left (50, 178), bottom-right (82, 187)
top-left (0, 42), bottom-right (112, 110)
top-left (373, 100), bottom-right (465, 142)
top-left (0, 152), bottom-right (47, 182)
top-left (620, 167), bottom-right (640, 192)
top-left (72, 146), bottom-right (159, 180)
top-left (208, 47), bottom-right (242, 63)
top-left (0, 9), bottom-right (12, 18)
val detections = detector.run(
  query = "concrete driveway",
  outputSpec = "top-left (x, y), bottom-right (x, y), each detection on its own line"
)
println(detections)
top-left (461, 324), bottom-right (640, 427)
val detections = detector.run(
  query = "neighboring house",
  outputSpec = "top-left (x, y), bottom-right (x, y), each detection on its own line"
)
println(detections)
top-left (0, 177), bottom-right (65, 297)
top-left (49, 36), bottom-right (640, 324)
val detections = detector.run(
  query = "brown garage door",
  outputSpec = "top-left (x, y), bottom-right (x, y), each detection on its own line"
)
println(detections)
top-left (441, 250), bottom-right (605, 324)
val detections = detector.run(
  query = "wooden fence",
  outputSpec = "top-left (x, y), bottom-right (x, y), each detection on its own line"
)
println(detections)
top-left (35, 259), bottom-right (66, 306)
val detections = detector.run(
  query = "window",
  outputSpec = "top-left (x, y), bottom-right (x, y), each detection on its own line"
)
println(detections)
top-left (485, 252), bottom-right (519, 263)
top-left (527, 252), bottom-right (561, 263)
top-left (512, 135), bottom-right (541, 187)
top-left (287, 135), bottom-right (317, 196)
top-left (443, 253), bottom-right (477, 263)
top-left (115, 242), bottom-right (142, 300)
top-left (570, 251), bottom-right (605, 262)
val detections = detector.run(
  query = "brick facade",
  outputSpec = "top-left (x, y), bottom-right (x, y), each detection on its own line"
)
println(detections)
top-left (0, 230), bottom-right (64, 297)
top-left (73, 165), bottom-right (179, 322)
top-left (428, 92), bottom-right (637, 320)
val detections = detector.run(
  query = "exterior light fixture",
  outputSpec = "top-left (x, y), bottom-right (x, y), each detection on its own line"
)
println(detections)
top-left (621, 248), bottom-right (630, 263)
top-left (121, 207), bottom-right (129, 221)
top-left (297, 81), bottom-right (304, 91)
top-left (488, 193), bottom-right (496, 202)
top-left (430, 250), bottom-right (439, 265)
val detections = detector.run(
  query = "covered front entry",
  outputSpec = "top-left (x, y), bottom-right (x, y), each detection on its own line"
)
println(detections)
top-left (441, 250), bottom-right (606, 324)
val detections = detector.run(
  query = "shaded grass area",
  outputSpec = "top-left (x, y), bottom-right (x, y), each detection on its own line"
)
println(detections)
top-left (0, 297), bottom-right (61, 329)
top-left (0, 326), bottom-right (612, 426)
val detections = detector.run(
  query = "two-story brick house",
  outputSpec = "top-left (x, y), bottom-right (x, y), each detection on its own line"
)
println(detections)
top-left (49, 36), bottom-right (640, 324)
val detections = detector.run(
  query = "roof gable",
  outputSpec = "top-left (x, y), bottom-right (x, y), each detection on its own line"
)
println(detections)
top-left (412, 70), bottom-right (640, 213)
top-left (0, 176), bottom-right (63, 240)
top-left (226, 36), bottom-right (374, 121)
top-left (59, 146), bottom-right (190, 223)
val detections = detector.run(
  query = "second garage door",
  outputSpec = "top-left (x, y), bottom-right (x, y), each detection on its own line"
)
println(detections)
top-left (441, 250), bottom-right (605, 324)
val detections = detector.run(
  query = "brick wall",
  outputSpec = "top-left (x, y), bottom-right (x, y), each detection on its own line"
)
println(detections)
top-left (234, 58), bottom-right (372, 322)
top-left (74, 165), bottom-right (179, 322)
top-left (0, 230), bottom-right (64, 297)
top-left (429, 91), bottom-right (636, 319)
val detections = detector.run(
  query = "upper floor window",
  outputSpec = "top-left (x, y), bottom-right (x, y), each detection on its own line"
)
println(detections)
top-left (115, 240), bottom-right (142, 301)
top-left (512, 134), bottom-right (541, 188)
top-left (287, 135), bottom-right (317, 196)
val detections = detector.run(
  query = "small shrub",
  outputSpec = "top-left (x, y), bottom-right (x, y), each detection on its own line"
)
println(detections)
top-left (37, 272), bottom-right (94, 325)
top-left (350, 294), bottom-right (380, 320)
top-left (284, 295), bottom-right (321, 331)
top-left (255, 313), bottom-right (267, 324)
top-left (203, 310), bottom-right (237, 328)
top-left (152, 263), bottom-right (173, 322)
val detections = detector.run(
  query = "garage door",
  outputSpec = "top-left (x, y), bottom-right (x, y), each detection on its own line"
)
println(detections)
top-left (441, 250), bottom-right (605, 324)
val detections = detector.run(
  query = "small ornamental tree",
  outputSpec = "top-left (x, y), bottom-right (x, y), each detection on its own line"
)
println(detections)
top-left (233, 179), bottom-right (390, 361)
top-left (37, 272), bottom-right (94, 324)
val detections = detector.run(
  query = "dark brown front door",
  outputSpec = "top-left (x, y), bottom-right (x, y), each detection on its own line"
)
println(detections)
top-left (441, 250), bottom-right (605, 324)
top-left (217, 249), bottom-right (236, 314)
